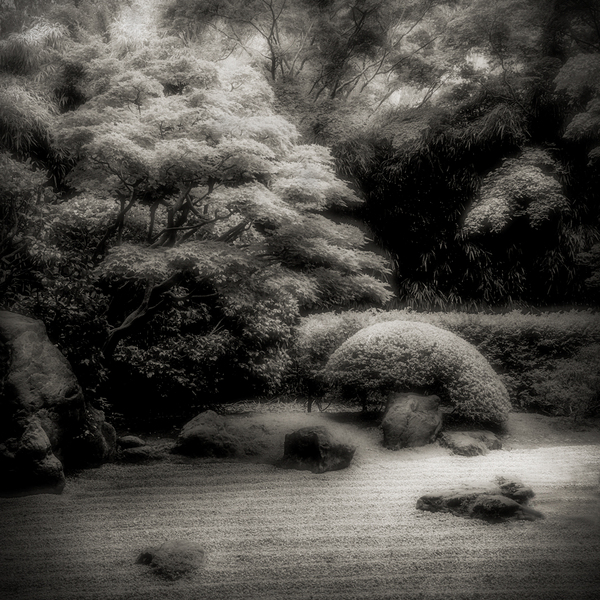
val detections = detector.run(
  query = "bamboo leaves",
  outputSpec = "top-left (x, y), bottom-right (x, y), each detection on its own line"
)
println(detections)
top-left (463, 148), bottom-right (569, 235)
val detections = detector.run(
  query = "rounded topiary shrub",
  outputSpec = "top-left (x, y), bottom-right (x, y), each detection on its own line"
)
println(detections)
top-left (323, 320), bottom-right (511, 424)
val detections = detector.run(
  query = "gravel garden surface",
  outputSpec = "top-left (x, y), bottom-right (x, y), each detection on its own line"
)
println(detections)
top-left (1, 410), bottom-right (599, 600)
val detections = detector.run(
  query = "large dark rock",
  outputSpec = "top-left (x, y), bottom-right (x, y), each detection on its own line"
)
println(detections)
top-left (0, 311), bottom-right (116, 493)
top-left (4, 417), bottom-right (66, 494)
top-left (278, 426), bottom-right (356, 473)
top-left (381, 393), bottom-right (443, 449)
top-left (438, 431), bottom-right (502, 456)
top-left (174, 410), bottom-right (243, 458)
top-left (416, 477), bottom-right (544, 522)
top-left (137, 540), bottom-right (205, 580)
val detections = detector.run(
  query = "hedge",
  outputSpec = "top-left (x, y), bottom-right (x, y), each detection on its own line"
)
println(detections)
top-left (289, 308), bottom-right (600, 418)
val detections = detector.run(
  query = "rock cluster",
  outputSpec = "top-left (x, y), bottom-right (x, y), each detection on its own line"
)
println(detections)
top-left (416, 477), bottom-right (543, 522)
top-left (175, 412), bottom-right (357, 473)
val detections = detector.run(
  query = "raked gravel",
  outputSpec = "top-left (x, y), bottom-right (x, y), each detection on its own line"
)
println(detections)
top-left (1, 430), bottom-right (599, 600)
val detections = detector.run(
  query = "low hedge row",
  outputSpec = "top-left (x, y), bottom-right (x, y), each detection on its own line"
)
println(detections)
top-left (289, 309), bottom-right (600, 418)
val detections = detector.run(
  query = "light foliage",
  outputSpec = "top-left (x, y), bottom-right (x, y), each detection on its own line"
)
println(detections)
top-left (51, 37), bottom-right (391, 314)
top-left (20, 24), bottom-right (392, 405)
top-left (0, 78), bottom-right (56, 154)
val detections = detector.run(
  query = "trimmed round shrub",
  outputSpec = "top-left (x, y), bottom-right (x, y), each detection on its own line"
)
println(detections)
top-left (323, 320), bottom-right (511, 424)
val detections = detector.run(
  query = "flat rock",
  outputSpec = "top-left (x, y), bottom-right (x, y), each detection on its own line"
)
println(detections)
top-left (438, 431), bottom-right (502, 456)
top-left (120, 446), bottom-right (165, 463)
top-left (117, 435), bottom-right (146, 449)
top-left (416, 477), bottom-right (543, 522)
top-left (470, 494), bottom-right (526, 520)
top-left (278, 426), bottom-right (356, 474)
top-left (137, 540), bottom-right (205, 580)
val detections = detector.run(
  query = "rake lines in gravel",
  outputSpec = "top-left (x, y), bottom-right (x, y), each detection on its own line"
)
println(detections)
top-left (1, 445), bottom-right (599, 600)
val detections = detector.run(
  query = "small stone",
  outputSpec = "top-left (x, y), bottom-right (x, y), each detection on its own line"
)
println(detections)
top-left (495, 476), bottom-right (535, 503)
top-left (136, 540), bottom-right (205, 580)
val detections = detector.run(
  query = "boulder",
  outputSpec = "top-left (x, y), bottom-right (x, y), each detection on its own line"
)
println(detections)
top-left (381, 393), bottom-right (442, 449)
top-left (136, 540), bottom-right (205, 580)
top-left (438, 431), bottom-right (502, 456)
top-left (416, 477), bottom-right (544, 522)
top-left (278, 426), bottom-right (356, 474)
top-left (0, 311), bottom-right (116, 493)
top-left (174, 410), bottom-right (243, 458)
top-left (2, 417), bottom-right (66, 494)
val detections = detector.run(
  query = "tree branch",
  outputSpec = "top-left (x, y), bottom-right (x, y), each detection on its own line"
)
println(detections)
top-left (93, 189), bottom-right (139, 261)
top-left (102, 272), bottom-right (184, 360)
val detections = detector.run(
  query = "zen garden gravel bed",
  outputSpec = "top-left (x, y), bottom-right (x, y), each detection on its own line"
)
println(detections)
top-left (1, 412), bottom-right (599, 600)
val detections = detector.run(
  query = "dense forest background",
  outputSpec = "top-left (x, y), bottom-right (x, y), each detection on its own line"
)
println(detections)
top-left (1, 0), bottom-right (599, 421)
